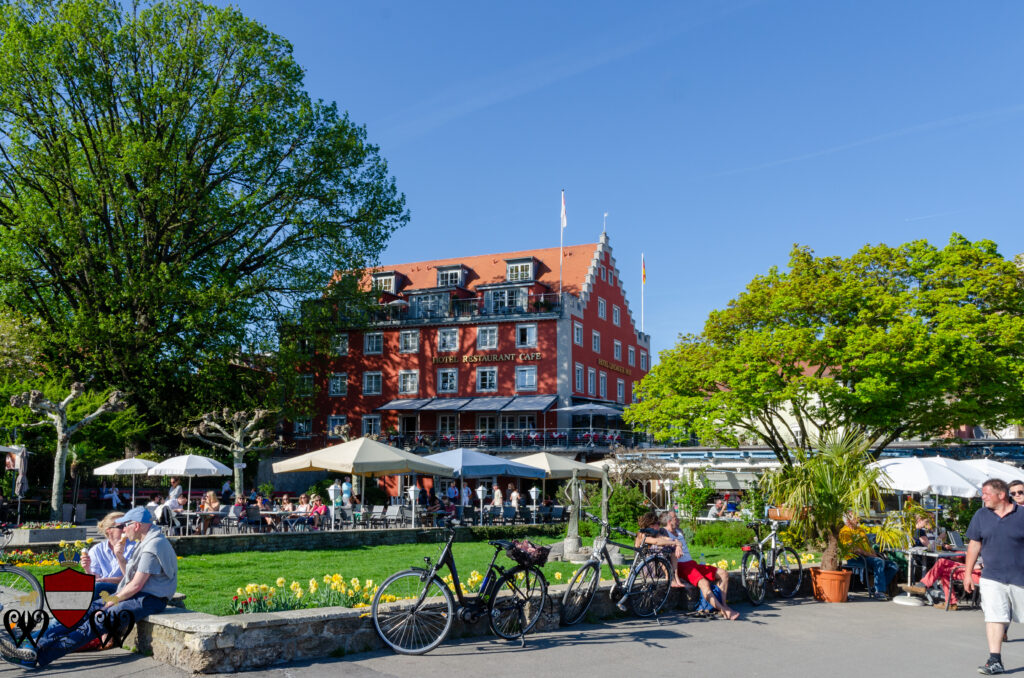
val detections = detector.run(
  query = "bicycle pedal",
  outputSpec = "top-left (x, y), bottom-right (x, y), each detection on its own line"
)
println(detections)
top-left (615, 596), bottom-right (628, 612)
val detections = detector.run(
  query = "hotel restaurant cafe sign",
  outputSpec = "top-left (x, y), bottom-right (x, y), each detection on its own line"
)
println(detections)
top-left (433, 352), bottom-right (543, 364)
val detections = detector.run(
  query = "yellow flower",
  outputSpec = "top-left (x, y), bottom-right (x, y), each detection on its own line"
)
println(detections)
top-left (85, 537), bottom-right (94, 544)
top-left (236, 587), bottom-right (244, 596)
top-left (276, 577), bottom-right (286, 587)
top-left (350, 577), bottom-right (359, 587)
top-left (269, 588), bottom-right (276, 596)
top-left (295, 589), bottom-right (303, 599)
top-left (364, 579), bottom-right (373, 588)
top-left (73, 540), bottom-right (83, 548)
top-left (259, 584), bottom-right (269, 594)
top-left (323, 575), bottom-right (331, 584)
top-left (554, 572), bottom-right (562, 580)
top-left (59, 541), bottom-right (67, 548)
top-left (309, 578), bottom-right (317, 589)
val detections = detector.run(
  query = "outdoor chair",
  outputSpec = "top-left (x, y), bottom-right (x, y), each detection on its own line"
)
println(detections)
top-left (383, 505), bottom-right (404, 528)
top-left (243, 506), bottom-right (264, 533)
top-left (484, 506), bottom-right (501, 525)
top-left (222, 505), bottom-right (244, 534)
top-left (944, 563), bottom-right (982, 610)
top-left (518, 505), bottom-right (532, 524)
top-left (366, 505), bottom-right (386, 529)
top-left (501, 506), bottom-right (517, 525)
top-left (336, 506), bottom-right (355, 530)
top-left (460, 506), bottom-right (477, 524)
top-left (551, 506), bottom-right (565, 522)
top-left (538, 506), bottom-right (552, 523)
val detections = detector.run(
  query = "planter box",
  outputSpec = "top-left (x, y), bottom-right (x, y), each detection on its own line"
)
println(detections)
top-left (8, 527), bottom-right (87, 545)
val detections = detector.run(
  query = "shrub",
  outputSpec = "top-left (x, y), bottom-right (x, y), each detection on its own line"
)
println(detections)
top-left (572, 483), bottom-right (649, 537)
top-left (691, 521), bottom-right (756, 548)
top-left (361, 484), bottom-right (389, 507)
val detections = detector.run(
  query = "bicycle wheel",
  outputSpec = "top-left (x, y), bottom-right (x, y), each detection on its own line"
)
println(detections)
top-left (489, 565), bottom-right (547, 640)
top-left (772, 547), bottom-right (803, 598)
top-left (0, 566), bottom-right (43, 616)
top-left (372, 569), bottom-right (454, 655)
top-left (741, 550), bottom-right (767, 605)
top-left (625, 555), bottom-right (671, 617)
top-left (560, 561), bottom-right (599, 626)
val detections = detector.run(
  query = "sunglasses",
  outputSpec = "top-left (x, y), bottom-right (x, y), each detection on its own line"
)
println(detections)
top-left (1011, 491), bottom-right (1024, 497)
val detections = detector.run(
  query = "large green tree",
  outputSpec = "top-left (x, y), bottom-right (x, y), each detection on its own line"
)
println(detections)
top-left (625, 234), bottom-right (1024, 465)
top-left (0, 0), bottom-right (407, 433)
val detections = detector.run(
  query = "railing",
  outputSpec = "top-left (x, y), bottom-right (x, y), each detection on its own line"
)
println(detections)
top-left (296, 427), bottom-right (650, 451)
top-left (370, 292), bottom-right (563, 324)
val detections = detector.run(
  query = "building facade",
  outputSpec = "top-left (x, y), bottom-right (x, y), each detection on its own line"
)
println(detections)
top-left (287, 232), bottom-right (650, 451)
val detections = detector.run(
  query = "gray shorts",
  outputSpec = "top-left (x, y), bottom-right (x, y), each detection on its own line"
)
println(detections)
top-left (979, 578), bottom-right (1024, 623)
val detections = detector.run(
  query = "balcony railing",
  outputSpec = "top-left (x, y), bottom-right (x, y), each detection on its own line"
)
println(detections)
top-left (370, 292), bottom-right (563, 324)
top-left (291, 426), bottom-right (650, 452)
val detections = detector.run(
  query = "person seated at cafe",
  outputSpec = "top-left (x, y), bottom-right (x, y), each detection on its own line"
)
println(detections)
top-left (308, 494), bottom-right (329, 529)
top-left (633, 511), bottom-right (687, 590)
top-left (914, 514), bottom-right (935, 548)
top-left (248, 487), bottom-right (259, 505)
top-left (199, 491), bottom-right (223, 535)
top-left (424, 493), bottom-right (444, 526)
top-left (707, 499), bottom-right (725, 519)
top-left (840, 512), bottom-right (900, 600)
top-left (220, 480), bottom-right (233, 505)
top-left (918, 554), bottom-right (980, 609)
top-left (145, 493), bottom-right (163, 512)
top-left (662, 510), bottom-right (740, 620)
top-left (279, 494), bottom-right (296, 512)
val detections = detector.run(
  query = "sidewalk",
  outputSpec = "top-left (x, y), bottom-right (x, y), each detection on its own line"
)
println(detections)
top-left (0, 595), bottom-right (1007, 677)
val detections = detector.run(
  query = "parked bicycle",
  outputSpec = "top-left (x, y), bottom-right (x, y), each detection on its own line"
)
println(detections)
top-left (560, 512), bottom-right (672, 625)
top-left (371, 518), bottom-right (549, 655)
top-left (0, 524), bottom-right (43, 617)
top-left (740, 518), bottom-right (803, 604)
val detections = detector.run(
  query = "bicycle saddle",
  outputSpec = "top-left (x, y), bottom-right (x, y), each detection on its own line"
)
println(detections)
top-left (488, 539), bottom-right (514, 549)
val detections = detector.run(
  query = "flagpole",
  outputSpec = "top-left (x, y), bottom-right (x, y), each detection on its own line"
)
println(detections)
top-left (559, 190), bottom-right (566, 299)
top-left (641, 252), bottom-right (645, 333)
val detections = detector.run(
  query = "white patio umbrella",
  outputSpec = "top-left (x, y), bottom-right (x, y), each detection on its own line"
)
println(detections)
top-left (868, 457), bottom-right (982, 498)
top-left (93, 458), bottom-right (158, 506)
top-left (148, 455), bottom-right (232, 534)
top-left (961, 458), bottom-right (1024, 484)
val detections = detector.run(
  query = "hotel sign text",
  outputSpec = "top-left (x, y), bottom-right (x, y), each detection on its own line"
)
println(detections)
top-left (597, 358), bottom-right (632, 376)
top-left (433, 352), bottom-right (543, 364)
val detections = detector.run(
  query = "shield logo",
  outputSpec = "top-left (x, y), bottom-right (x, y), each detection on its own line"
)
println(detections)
top-left (43, 568), bottom-right (96, 628)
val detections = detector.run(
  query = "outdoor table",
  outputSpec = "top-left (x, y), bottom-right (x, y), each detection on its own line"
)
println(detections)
top-left (900, 546), bottom-right (966, 598)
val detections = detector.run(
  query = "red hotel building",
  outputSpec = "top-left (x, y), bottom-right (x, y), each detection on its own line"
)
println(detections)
top-left (288, 232), bottom-right (650, 451)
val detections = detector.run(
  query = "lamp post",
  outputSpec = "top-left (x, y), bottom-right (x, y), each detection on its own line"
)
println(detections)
top-left (475, 484), bottom-right (488, 526)
top-left (529, 486), bottom-right (540, 523)
top-left (407, 484), bottom-right (419, 529)
top-left (663, 479), bottom-right (675, 511)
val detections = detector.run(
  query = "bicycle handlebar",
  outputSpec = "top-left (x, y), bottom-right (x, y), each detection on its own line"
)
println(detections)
top-left (582, 510), bottom-right (636, 538)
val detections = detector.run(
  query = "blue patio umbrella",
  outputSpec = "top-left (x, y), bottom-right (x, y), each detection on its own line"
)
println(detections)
top-left (424, 448), bottom-right (546, 479)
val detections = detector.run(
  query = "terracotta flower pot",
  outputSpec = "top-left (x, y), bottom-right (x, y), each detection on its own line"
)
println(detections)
top-left (809, 566), bottom-right (851, 603)
top-left (767, 506), bottom-right (809, 521)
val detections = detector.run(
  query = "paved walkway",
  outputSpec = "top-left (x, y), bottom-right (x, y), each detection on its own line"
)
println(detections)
top-left (0, 595), bottom-right (1012, 676)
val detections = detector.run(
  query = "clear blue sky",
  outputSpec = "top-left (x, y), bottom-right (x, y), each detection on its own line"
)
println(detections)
top-left (216, 0), bottom-right (1024, 362)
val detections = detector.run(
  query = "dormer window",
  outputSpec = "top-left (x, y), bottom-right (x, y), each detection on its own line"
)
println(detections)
top-left (506, 259), bottom-right (533, 282)
top-left (437, 266), bottom-right (462, 287)
top-left (372, 274), bottom-right (395, 293)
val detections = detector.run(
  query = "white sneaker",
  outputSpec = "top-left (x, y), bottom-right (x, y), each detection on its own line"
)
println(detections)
top-left (0, 635), bottom-right (37, 666)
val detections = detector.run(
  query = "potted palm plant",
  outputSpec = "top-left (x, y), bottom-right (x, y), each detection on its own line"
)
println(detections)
top-left (765, 430), bottom-right (884, 602)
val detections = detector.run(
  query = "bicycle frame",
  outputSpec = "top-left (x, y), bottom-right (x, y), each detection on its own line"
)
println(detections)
top-left (746, 520), bottom-right (787, 574)
top-left (418, 525), bottom-right (508, 614)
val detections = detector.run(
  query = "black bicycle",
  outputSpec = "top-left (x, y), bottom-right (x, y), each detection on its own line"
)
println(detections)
top-left (0, 524), bottom-right (44, 620)
top-left (740, 519), bottom-right (802, 604)
top-left (371, 519), bottom-right (549, 655)
top-left (560, 512), bottom-right (672, 625)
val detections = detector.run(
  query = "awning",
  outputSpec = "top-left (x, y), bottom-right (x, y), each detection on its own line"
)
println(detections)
top-left (418, 398), bottom-right (472, 411)
top-left (501, 395), bottom-right (558, 412)
top-left (458, 396), bottom-right (514, 411)
top-left (377, 398), bottom-right (433, 411)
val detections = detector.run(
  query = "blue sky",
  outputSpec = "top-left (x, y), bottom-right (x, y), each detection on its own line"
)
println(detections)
top-left (216, 1), bottom-right (1024, 361)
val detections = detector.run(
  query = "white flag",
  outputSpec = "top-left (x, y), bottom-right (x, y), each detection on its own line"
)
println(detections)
top-left (561, 190), bottom-right (567, 231)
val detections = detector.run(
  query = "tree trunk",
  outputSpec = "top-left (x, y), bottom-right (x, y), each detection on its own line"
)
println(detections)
top-left (821, 530), bottom-right (841, 572)
top-left (51, 427), bottom-right (69, 521)
top-left (233, 447), bottom-right (245, 500)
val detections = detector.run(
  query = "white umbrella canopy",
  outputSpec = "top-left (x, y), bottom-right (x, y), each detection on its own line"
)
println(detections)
top-left (148, 454), bottom-right (232, 535)
top-left (94, 458), bottom-right (158, 506)
top-left (272, 437), bottom-right (454, 477)
top-left (920, 456), bottom-right (990, 488)
top-left (513, 452), bottom-right (604, 480)
top-left (868, 457), bottom-right (981, 498)
top-left (962, 458), bottom-right (1024, 484)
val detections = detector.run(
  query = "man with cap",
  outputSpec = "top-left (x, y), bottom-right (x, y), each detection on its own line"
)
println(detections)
top-left (0, 506), bottom-right (178, 669)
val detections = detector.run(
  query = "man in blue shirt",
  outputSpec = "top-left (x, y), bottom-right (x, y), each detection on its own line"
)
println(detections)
top-left (964, 478), bottom-right (1024, 675)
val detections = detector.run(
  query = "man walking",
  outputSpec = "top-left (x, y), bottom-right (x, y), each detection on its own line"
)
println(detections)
top-left (964, 479), bottom-right (1024, 674)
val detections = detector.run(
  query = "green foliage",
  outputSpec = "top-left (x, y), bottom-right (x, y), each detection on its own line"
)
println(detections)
top-left (0, 0), bottom-right (407, 437)
top-left (581, 483), bottom-right (648, 536)
top-left (258, 483), bottom-right (275, 498)
top-left (946, 497), bottom-right (982, 533)
top-left (745, 476), bottom-right (769, 520)
top-left (361, 484), bottom-right (389, 507)
top-left (690, 521), bottom-right (756, 548)
top-left (306, 479), bottom-right (332, 500)
top-left (673, 468), bottom-right (716, 525)
top-left (625, 235), bottom-right (1024, 465)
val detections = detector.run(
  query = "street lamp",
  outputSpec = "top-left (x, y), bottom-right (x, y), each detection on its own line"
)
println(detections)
top-left (475, 484), bottom-right (488, 526)
top-left (407, 485), bottom-right (419, 529)
top-left (663, 479), bottom-right (675, 510)
top-left (529, 486), bottom-right (540, 523)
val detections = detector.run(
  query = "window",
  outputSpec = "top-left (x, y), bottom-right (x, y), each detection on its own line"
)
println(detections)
top-left (398, 370), bottom-right (419, 395)
top-left (410, 293), bottom-right (447, 318)
top-left (599, 266), bottom-right (606, 280)
top-left (327, 415), bottom-right (347, 438)
top-left (364, 332), bottom-right (383, 354)
top-left (516, 323), bottom-right (536, 348)
top-left (599, 372), bottom-right (607, 399)
top-left (507, 262), bottom-right (532, 282)
top-left (613, 340), bottom-right (622, 361)
top-left (628, 346), bottom-right (636, 366)
top-left (487, 287), bottom-right (527, 312)
top-left (632, 382), bottom-right (638, 403)
top-left (477, 326), bottom-right (498, 350)
top-left (592, 330), bottom-right (600, 353)
top-left (438, 414), bottom-right (457, 434)
top-left (477, 366), bottom-right (497, 392)
top-left (297, 374), bottom-right (314, 397)
top-left (293, 417), bottom-right (312, 437)
top-left (438, 368), bottom-right (458, 393)
top-left (587, 368), bottom-right (596, 396)
top-left (399, 330), bottom-right (419, 353)
top-left (597, 297), bottom-right (606, 319)
top-left (372, 275), bottom-right (394, 293)
top-left (612, 305), bottom-right (621, 326)
top-left (575, 363), bottom-right (584, 392)
top-left (332, 333), bottom-right (348, 356)
top-left (640, 352), bottom-right (648, 370)
top-left (296, 338), bottom-right (312, 356)
top-left (515, 366), bottom-right (537, 391)
top-left (616, 379), bottom-right (625, 404)
top-left (363, 371), bottom-right (382, 395)
top-left (328, 373), bottom-right (347, 397)
top-left (437, 268), bottom-right (461, 287)
top-left (362, 415), bottom-right (381, 436)
top-left (438, 328), bottom-right (458, 352)
top-left (573, 322), bottom-right (583, 346)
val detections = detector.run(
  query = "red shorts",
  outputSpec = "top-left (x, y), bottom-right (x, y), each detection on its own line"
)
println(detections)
top-left (678, 560), bottom-right (718, 587)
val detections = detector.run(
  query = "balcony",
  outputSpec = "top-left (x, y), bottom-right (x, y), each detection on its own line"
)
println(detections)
top-left (369, 292), bottom-right (563, 326)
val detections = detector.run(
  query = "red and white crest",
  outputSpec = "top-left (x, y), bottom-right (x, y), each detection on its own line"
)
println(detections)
top-left (44, 568), bottom-right (96, 628)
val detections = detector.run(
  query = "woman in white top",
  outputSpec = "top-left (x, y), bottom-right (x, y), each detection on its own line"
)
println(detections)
top-left (491, 484), bottom-right (503, 507)
top-left (508, 484), bottom-right (521, 508)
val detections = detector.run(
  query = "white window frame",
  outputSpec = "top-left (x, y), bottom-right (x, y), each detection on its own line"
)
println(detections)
top-left (328, 373), bottom-right (347, 397)
top-left (332, 333), bottom-right (349, 356)
top-left (587, 368), bottom-right (596, 396)
top-left (438, 327), bottom-right (459, 352)
top-left (363, 371), bottom-right (382, 395)
top-left (437, 268), bottom-right (461, 287)
top-left (597, 297), bottom-right (607, 320)
top-left (515, 365), bottom-right (537, 392)
top-left (477, 325), bottom-right (498, 350)
top-left (372, 275), bottom-right (394, 293)
top-left (612, 305), bottom-right (621, 326)
top-left (613, 340), bottom-right (622, 361)
top-left (399, 330), bottom-right (419, 353)
top-left (437, 414), bottom-right (457, 434)
top-left (477, 366), bottom-right (498, 392)
top-left (628, 346), bottom-right (636, 367)
top-left (592, 330), bottom-right (600, 354)
top-left (516, 323), bottom-right (537, 349)
top-left (632, 383), bottom-right (638, 403)
top-left (507, 262), bottom-right (532, 282)
top-left (364, 332), bottom-right (383, 355)
top-left (573, 322), bottom-right (583, 346)
top-left (599, 266), bottom-right (606, 281)
top-left (327, 415), bottom-right (347, 438)
top-left (640, 352), bottom-right (648, 370)
top-left (362, 415), bottom-right (381, 436)
top-left (297, 374), bottom-right (314, 397)
top-left (575, 363), bottom-right (584, 392)
top-left (599, 371), bottom-right (607, 399)
top-left (437, 368), bottom-right (458, 394)
top-left (293, 417), bottom-right (312, 437)
top-left (616, 379), bottom-right (625, 404)
top-left (398, 369), bottom-right (419, 395)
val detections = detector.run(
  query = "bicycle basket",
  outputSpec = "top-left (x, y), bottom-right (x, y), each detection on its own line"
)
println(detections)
top-left (506, 540), bottom-right (550, 567)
